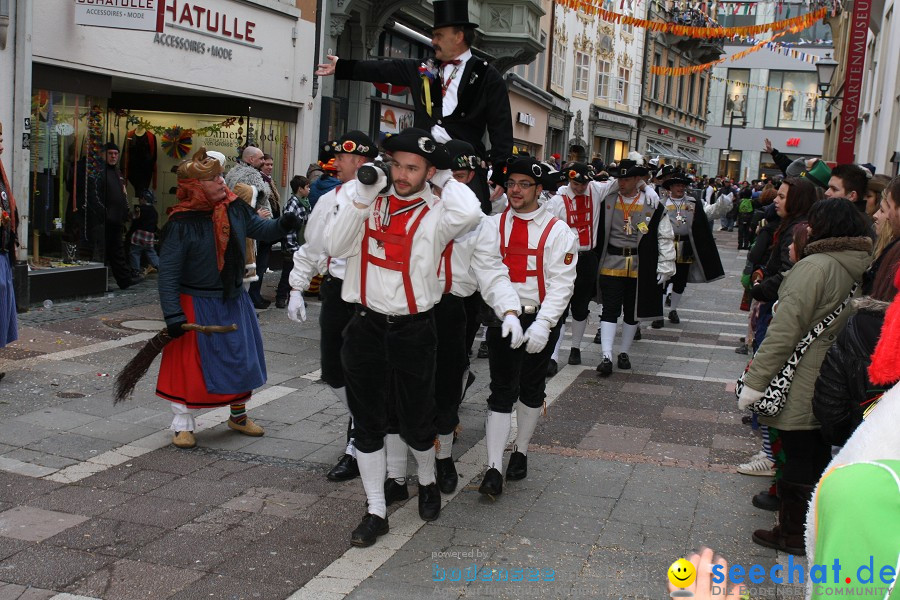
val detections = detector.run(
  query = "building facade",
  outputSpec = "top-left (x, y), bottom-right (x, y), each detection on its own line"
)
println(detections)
top-left (704, 1), bottom-right (833, 181)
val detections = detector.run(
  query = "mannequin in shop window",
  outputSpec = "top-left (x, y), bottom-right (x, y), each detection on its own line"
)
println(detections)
top-left (123, 124), bottom-right (158, 198)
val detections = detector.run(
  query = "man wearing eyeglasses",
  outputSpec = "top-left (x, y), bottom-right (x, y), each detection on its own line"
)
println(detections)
top-left (478, 157), bottom-right (578, 498)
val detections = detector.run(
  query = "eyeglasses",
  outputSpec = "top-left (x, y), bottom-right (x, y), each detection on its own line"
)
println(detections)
top-left (506, 180), bottom-right (536, 190)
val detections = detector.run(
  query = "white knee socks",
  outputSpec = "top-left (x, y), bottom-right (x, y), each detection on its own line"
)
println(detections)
top-left (170, 403), bottom-right (196, 432)
top-left (411, 446), bottom-right (436, 486)
top-left (570, 318), bottom-right (588, 351)
top-left (385, 433), bottom-right (408, 484)
top-left (514, 404), bottom-right (542, 456)
top-left (357, 448), bottom-right (387, 518)
top-left (436, 433), bottom-right (454, 460)
top-left (600, 321), bottom-right (617, 360)
top-left (550, 323), bottom-right (566, 361)
top-left (485, 411), bottom-right (511, 470)
top-left (669, 292), bottom-right (683, 310)
top-left (620, 323), bottom-right (639, 354)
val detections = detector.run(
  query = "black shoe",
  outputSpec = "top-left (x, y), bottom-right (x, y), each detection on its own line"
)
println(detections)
top-left (752, 491), bottom-right (779, 512)
top-left (435, 458), bottom-right (458, 494)
top-left (546, 359), bottom-right (558, 378)
top-left (384, 478), bottom-right (410, 506)
top-left (665, 293), bottom-right (672, 307)
top-left (593, 329), bottom-right (602, 344)
top-left (617, 352), bottom-right (631, 370)
top-left (739, 336), bottom-right (746, 343)
top-left (418, 482), bottom-right (441, 521)
top-left (350, 513), bottom-right (389, 547)
top-left (735, 344), bottom-right (749, 355)
top-left (477, 341), bottom-right (489, 359)
top-left (326, 454), bottom-right (360, 481)
top-left (506, 451), bottom-right (527, 481)
top-left (634, 328), bottom-right (642, 341)
top-left (668, 310), bottom-right (680, 324)
top-left (596, 357), bottom-right (613, 377)
top-left (275, 298), bottom-right (288, 309)
top-left (651, 319), bottom-right (664, 329)
top-left (252, 297), bottom-right (271, 309)
top-left (478, 467), bottom-right (503, 498)
top-left (568, 348), bottom-right (581, 365)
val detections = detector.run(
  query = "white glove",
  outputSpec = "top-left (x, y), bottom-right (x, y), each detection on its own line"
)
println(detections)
top-left (523, 320), bottom-right (551, 354)
top-left (431, 169), bottom-right (453, 189)
top-left (501, 313), bottom-right (524, 349)
top-left (355, 164), bottom-right (387, 206)
top-left (637, 179), bottom-right (647, 190)
top-left (657, 273), bottom-right (668, 285)
top-left (286, 290), bottom-right (307, 323)
top-left (737, 386), bottom-right (765, 411)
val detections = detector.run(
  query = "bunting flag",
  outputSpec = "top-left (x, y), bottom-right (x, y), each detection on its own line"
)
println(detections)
top-left (555, 0), bottom-right (826, 40)
top-left (763, 42), bottom-right (822, 63)
top-left (710, 74), bottom-right (819, 99)
top-left (649, 30), bottom-right (789, 75)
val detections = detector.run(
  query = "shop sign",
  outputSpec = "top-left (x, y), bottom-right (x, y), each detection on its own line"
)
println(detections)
top-left (786, 137), bottom-right (801, 147)
top-left (74, 0), bottom-right (164, 32)
top-left (837, 0), bottom-right (872, 164)
top-left (164, 1), bottom-right (258, 48)
top-left (379, 105), bottom-right (414, 135)
top-left (593, 109), bottom-right (637, 129)
top-left (517, 112), bottom-right (536, 127)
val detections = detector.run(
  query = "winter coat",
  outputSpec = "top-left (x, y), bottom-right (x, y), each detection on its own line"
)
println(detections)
top-left (751, 215), bottom-right (806, 303)
top-left (812, 296), bottom-right (889, 446)
top-left (224, 163), bottom-right (270, 214)
top-left (308, 175), bottom-right (340, 209)
top-left (744, 236), bottom-right (873, 431)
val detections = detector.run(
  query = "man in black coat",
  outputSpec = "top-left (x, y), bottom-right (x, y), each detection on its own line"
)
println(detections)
top-left (315, 0), bottom-right (513, 214)
top-left (102, 143), bottom-right (142, 289)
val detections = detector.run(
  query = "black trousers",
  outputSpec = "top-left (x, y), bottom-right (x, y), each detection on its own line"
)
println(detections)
top-left (472, 166), bottom-right (491, 215)
top-left (104, 221), bottom-right (132, 286)
top-left (319, 275), bottom-right (354, 389)
top-left (570, 251), bottom-right (599, 322)
top-left (779, 428), bottom-right (832, 486)
top-left (737, 213), bottom-right (754, 248)
top-left (342, 307), bottom-right (438, 453)
top-left (275, 251), bottom-right (294, 301)
top-left (599, 275), bottom-right (638, 325)
top-left (463, 292), bottom-right (483, 354)
top-left (248, 241), bottom-right (272, 302)
top-left (434, 294), bottom-right (468, 436)
top-left (670, 262), bottom-right (691, 295)
top-left (486, 313), bottom-right (562, 413)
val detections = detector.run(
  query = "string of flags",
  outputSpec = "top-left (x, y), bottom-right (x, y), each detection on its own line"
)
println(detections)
top-left (649, 30), bottom-right (789, 75)
top-left (763, 42), bottom-right (822, 63)
top-left (710, 74), bottom-right (819, 98)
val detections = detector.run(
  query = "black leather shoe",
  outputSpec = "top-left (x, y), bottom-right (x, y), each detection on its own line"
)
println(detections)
top-left (752, 491), bottom-right (779, 512)
top-left (593, 329), bottom-right (602, 344)
top-left (596, 357), bottom-right (613, 377)
top-left (506, 451), bottom-right (527, 481)
top-left (546, 359), bottom-right (558, 378)
top-left (617, 352), bottom-right (631, 370)
top-left (651, 319), bottom-right (664, 329)
top-left (435, 458), bottom-right (458, 494)
top-left (275, 297), bottom-right (288, 309)
top-left (477, 341), bottom-right (489, 358)
top-left (252, 297), bottom-right (271, 309)
top-left (668, 310), bottom-right (680, 324)
top-left (418, 482), bottom-right (441, 521)
top-left (326, 454), bottom-right (359, 481)
top-left (634, 327), bottom-right (642, 341)
top-left (384, 478), bottom-right (410, 506)
top-left (478, 467), bottom-right (503, 498)
top-left (568, 348), bottom-right (581, 365)
top-left (350, 513), bottom-right (389, 547)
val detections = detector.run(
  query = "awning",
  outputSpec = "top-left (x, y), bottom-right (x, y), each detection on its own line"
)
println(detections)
top-left (646, 142), bottom-right (681, 160)
top-left (677, 147), bottom-right (709, 164)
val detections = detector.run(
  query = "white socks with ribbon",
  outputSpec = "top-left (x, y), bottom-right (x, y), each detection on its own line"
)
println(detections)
top-left (485, 411), bottom-right (511, 471)
top-left (357, 448), bottom-right (387, 518)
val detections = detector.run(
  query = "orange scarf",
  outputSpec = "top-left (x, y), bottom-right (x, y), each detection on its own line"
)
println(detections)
top-left (167, 179), bottom-right (237, 272)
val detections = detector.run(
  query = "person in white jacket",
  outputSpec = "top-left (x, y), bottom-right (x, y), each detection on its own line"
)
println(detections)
top-left (478, 157), bottom-right (578, 498)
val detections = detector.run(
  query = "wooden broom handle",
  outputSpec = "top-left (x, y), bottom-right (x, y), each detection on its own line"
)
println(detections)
top-left (181, 323), bottom-right (238, 335)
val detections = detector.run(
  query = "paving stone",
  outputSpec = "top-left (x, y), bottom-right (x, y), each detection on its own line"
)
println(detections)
top-left (222, 487), bottom-right (319, 518)
top-left (576, 423), bottom-right (652, 454)
top-left (147, 477), bottom-right (245, 506)
top-left (81, 466), bottom-right (180, 494)
top-left (131, 525), bottom-right (248, 571)
top-left (72, 558), bottom-right (205, 600)
top-left (12, 408), bottom-right (99, 432)
top-left (98, 494), bottom-right (208, 529)
top-left (127, 448), bottom-right (219, 476)
top-left (23, 433), bottom-right (121, 461)
top-left (0, 448), bottom-right (78, 470)
top-left (0, 544), bottom-right (113, 589)
top-left (45, 517), bottom-right (168, 558)
top-left (221, 464), bottom-right (306, 489)
top-left (619, 382), bottom-right (673, 396)
top-left (0, 472), bottom-right (63, 503)
top-left (0, 506), bottom-right (89, 542)
top-left (168, 573), bottom-right (296, 600)
top-left (0, 536), bottom-right (32, 561)
top-left (0, 583), bottom-right (55, 600)
top-left (239, 436), bottom-right (323, 461)
top-left (508, 508), bottom-right (605, 545)
top-left (25, 485), bottom-right (133, 517)
top-left (67, 419), bottom-right (159, 444)
top-left (642, 441), bottom-right (710, 463)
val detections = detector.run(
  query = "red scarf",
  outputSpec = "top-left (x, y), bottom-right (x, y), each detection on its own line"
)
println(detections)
top-left (869, 266), bottom-right (900, 385)
top-left (167, 179), bottom-right (237, 272)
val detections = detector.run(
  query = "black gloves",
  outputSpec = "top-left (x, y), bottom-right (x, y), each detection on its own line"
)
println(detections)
top-left (279, 211), bottom-right (301, 232)
top-left (167, 321), bottom-right (187, 339)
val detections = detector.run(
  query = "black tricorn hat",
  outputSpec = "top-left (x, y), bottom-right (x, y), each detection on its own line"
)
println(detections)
top-left (433, 0), bottom-right (478, 29)
top-left (323, 130), bottom-right (378, 159)
top-left (564, 162), bottom-right (592, 184)
top-left (662, 175), bottom-right (693, 189)
top-left (612, 159), bottom-right (650, 179)
top-left (383, 128), bottom-right (451, 170)
top-left (445, 139), bottom-right (479, 171)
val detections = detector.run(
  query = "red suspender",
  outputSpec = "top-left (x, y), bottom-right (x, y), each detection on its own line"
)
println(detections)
top-left (499, 207), bottom-right (560, 303)
top-left (438, 241), bottom-right (454, 295)
top-left (562, 189), bottom-right (593, 247)
top-left (360, 200), bottom-right (431, 314)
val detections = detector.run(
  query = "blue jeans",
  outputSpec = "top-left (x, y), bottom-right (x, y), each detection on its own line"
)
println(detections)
top-left (130, 243), bottom-right (159, 273)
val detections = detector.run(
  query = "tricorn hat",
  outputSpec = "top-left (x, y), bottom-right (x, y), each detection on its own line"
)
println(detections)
top-left (662, 175), bottom-right (692, 190)
top-left (612, 159), bottom-right (649, 179)
top-left (383, 128), bottom-right (451, 170)
top-left (445, 139), bottom-right (480, 171)
top-left (565, 162), bottom-right (592, 185)
top-left (323, 130), bottom-right (378, 159)
top-left (433, 0), bottom-right (478, 29)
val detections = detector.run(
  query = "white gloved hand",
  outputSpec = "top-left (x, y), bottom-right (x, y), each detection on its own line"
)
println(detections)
top-left (637, 179), bottom-right (647, 190)
top-left (431, 169), bottom-right (453, 189)
top-left (737, 385), bottom-right (765, 411)
top-left (355, 164), bottom-right (387, 206)
top-left (657, 273), bottom-right (668, 285)
top-left (523, 320), bottom-right (551, 354)
top-left (287, 290), bottom-right (307, 323)
top-left (501, 313), bottom-right (524, 349)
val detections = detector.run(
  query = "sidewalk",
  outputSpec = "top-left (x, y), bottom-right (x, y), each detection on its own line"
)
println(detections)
top-left (0, 233), bottom-right (797, 599)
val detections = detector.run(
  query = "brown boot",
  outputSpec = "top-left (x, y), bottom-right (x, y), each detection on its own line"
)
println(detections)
top-left (752, 480), bottom-right (812, 555)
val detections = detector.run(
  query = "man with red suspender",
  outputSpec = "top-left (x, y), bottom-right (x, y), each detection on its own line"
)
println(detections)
top-left (325, 128), bottom-right (482, 547)
top-left (478, 157), bottom-right (578, 498)
top-left (382, 141), bottom-right (523, 503)
top-left (286, 131), bottom-right (379, 482)
top-left (546, 162), bottom-right (619, 372)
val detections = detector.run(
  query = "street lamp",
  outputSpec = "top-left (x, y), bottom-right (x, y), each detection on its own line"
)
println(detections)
top-left (816, 53), bottom-right (840, 99)
top-left (723, 110), bottom-right (747, 179)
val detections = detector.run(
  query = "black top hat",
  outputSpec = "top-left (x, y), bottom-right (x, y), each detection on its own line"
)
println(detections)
top-left (383, 128), bottom-right (451, 170)
top-left (564, 162), bottom-right (591, 185)
top-left (323, 130), bottom-right (378, 159)
top-left (612, 159), bottom-right (649, 179)
top-left (662, 175), bottom-right (692, 190)
top-left (445, 139), bottom-right (479, 171)
top-left (433, 0), bottom-right (478, 29)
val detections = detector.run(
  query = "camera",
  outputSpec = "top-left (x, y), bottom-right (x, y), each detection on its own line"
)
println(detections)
top-left (357, 160), bottom-right (392, 194)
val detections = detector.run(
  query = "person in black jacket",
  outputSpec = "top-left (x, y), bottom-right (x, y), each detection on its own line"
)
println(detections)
top-left (102, 143), bottom-right (142, 289)
top-left (315, 0), bottom-right (512, 214)
top-left (813, 240), bottom-right (900, 445)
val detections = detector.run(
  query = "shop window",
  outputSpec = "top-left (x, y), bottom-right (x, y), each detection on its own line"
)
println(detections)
top-left (597, 59), bottom-right (611, 100)
top-left (551, 40), bottom-right (566, 88)
top-left (723, 68), bottom-right (750, 125)
top-left (719, 149), bottom-right (742, 181)
top-left (574, 51), bottom-right (590, 96)
top-left (764, 71), bottom-right (824, 130)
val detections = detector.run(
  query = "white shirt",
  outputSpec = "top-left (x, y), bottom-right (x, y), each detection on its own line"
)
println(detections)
top-left (547, 180), bottom-right (619, 252)
top-left (431, 49), bottom-right (473, 143)
top-left (289, 186), bottom-right (346, 291)
top-left (438, 215), bottom-right (520, 317)
top-left (490, 204), bottom-right (579, 327)
top-left (325, 179), bottom-right (482, 315)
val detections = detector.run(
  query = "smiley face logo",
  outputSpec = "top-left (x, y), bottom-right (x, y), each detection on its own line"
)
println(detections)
top-left (668, 558), bottom-right (696, 589)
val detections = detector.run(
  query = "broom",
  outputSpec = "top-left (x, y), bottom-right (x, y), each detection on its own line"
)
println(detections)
top-left (114, 323), bottom-right (238, 404)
